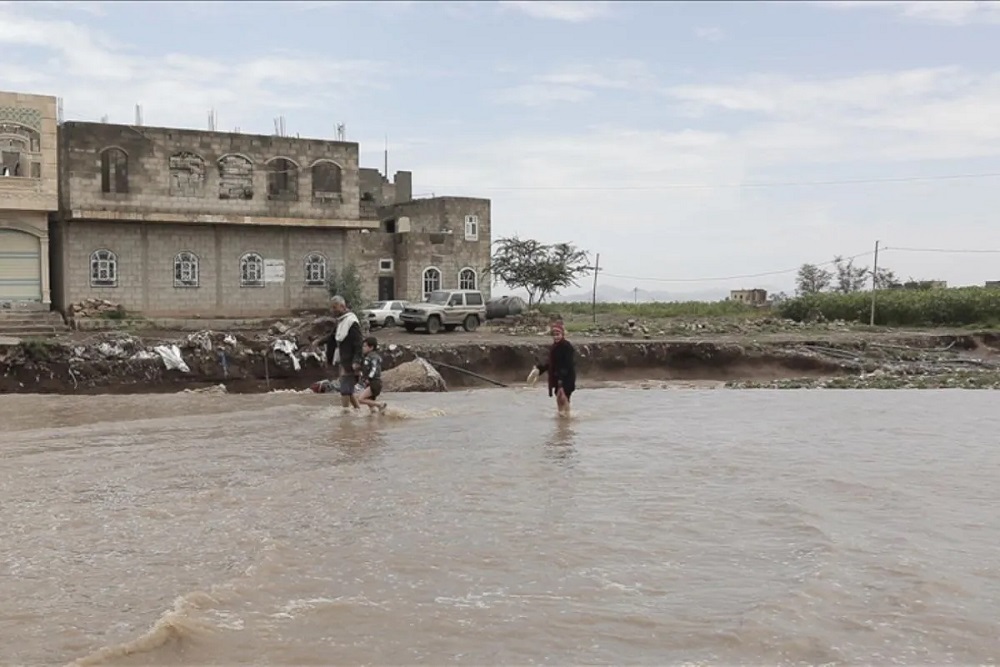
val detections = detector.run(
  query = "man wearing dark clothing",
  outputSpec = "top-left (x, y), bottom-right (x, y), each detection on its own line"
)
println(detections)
top-left (320, 295), bottom-right (364, 410)
top-left (527, 322), bottom-right (577, 416)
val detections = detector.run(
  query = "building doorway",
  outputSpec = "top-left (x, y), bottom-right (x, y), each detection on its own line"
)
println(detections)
top-left (0, 229), bottom-right (42, 302)
top-left (378, 276), bottom-right (395, 301)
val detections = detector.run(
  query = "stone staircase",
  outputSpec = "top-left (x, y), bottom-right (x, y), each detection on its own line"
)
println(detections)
top-left (0, 310), bottom-right (72, 338)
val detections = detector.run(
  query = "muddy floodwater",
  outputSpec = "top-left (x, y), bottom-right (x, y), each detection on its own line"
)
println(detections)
top-left (2, 388), bottom-right (999, 666)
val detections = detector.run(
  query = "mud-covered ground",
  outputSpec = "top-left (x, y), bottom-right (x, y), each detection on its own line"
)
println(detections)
top-left (2, 311), bottom-right (1000, 394)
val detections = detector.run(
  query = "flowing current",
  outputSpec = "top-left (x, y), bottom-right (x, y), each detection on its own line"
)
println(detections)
top-left (2, 388), bottom-right (999, 666)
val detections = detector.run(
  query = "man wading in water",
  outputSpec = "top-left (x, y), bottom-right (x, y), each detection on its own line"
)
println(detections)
top-left (319, 295), bottom-right (364, 412)
top-left (527, 322), bottom-right (577, 417)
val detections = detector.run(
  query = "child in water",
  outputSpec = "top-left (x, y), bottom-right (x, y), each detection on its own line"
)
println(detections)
top-left (357, 336), bottom-right (387, 413)
top-left (527, 322), bottom-right (576, 416)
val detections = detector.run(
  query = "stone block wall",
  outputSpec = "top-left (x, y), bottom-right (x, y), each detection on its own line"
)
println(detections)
top-left (393, 197), bottom-right (491, 301)
top-left (58, 122), bottom-right (362, 224)
top-left (359, 168), bottom-right (413, 207)
top-left (342, 196), bottom-right (492, 303)
top-left (54, 220), bottom-right (347, 317)
top-left (0, 91), bottom-right (58, 213)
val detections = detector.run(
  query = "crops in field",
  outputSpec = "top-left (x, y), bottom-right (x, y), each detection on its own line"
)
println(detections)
top-left (778, 287), bottom-right (1000, 326)
top-left (539, 300), bottom-right (763, 319)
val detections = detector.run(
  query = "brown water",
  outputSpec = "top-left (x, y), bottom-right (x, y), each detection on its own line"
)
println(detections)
top-left (2, 388), bottom-right (999, 666)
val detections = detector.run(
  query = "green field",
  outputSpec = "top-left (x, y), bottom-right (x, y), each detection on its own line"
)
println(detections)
top-left (777, 287), bottom-right (1000, 327)
top-left (538, 300), bottom-right (763, 319)
top-left (534, 287), bottom-right (1000, 328)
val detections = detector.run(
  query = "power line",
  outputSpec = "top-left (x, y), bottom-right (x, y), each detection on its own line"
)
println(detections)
top-left (598, 245), bottom-right (1000, 285)
top-left (601, 250), bottom-right (875, 284)
top-left (423, 171), bottom-right (1000, 192)
top-left (885, 246), bottom-right (1000, 254)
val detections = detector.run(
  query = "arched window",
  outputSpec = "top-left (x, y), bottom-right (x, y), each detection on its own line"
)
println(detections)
top-left (100, 147), bottom-right (129, 194)
top-left (422, 266), bottom-right (441, 300)
top-left (311, 160), bottom-right (342, 202)
top-left (174, 251), bottom-right (199, 288)
top-left (218, 154), bottom-right (253, 200)
top-left (90, 249), bottom-right (118, 287)
top-left (169, 152), bottom-right (206, 197)
top-left (305, 252), bottom-right (328, 287)
top-left (0, 122), bottom-right (41, 178)
top-left (459, 267), bottom-right (478, 290)
top-left (267, 157), bottom-right (299, 201)
top-left (240, 252), bottom-right (264, 288)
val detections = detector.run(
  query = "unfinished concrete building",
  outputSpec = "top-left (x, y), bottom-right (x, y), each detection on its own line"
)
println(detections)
top-left (49, 121), bottom-right (492, 317)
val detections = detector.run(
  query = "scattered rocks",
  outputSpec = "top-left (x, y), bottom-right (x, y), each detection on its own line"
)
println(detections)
top-left (485, 310), bottom-right (562, 336)
top-left (726, 370), bottom-right (1000, 390)
top-left (69, 298), bottom-right (126, 319)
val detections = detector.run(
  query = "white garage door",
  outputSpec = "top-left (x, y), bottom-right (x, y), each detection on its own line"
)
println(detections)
top-left (0, 229), bottom-right (42, 302)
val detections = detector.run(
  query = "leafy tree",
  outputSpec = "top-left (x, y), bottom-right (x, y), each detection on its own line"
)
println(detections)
top-left (327, 263), bottom-right (364, 311)
top-left (487, 236), bottom-right (591, 307)
top-left (832, 255), bottom-right (870, 293)
top-left (767, 291), bottom-right (790, 305)
top-left (795, 263), bottom-right (832, 296)
top-left (875, 267), bottom-right (900, 290)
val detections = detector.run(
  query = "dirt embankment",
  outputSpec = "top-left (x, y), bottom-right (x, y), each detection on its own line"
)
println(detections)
top-left (2, 324), bottom-right (999, 395)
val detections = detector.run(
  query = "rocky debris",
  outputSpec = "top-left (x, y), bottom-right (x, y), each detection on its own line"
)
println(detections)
top-left (69, 298), bottom-right (126, 319)
top-left (181, 384), bottom-right (228, 395)
top-left (727, 370), bottom-right (1000, 390)
top-left (485, 310), bottom-right (562, 336)
top-left (727, 339), bottom-right (1000, 389)
top-left (2, 316), bottom-right (998, 394)
top-left (381, 358), bottom-right (448, 393)
top-left (267, 314), bottom-right (370, 344)
top-left (573, 316), bottom-right (861, 339)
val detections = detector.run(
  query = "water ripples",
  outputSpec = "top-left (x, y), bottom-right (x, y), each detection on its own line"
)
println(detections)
top-left (0, 389), bottom-right (998, 665)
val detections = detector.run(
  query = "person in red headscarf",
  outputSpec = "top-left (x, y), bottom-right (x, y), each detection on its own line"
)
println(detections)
top-left (526, 322), bottom-right (577, 416)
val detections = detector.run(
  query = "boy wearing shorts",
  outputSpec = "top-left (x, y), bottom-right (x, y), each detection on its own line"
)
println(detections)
top-left (358, 336), bottom-right (387, 413)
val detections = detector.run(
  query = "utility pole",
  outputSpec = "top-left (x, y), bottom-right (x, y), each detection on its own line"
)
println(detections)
top-left (634, 287), bottom-right (638, 304)
top-left (591, 253), bottom-right (601, 324)
top-left (869, 239), bottom-right (880, 326)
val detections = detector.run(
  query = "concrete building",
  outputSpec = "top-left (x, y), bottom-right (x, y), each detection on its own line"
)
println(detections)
top-left (0, 91), bottom-right (58, 310)
top-left (49, 120), bottom-right (491, 317)
top-left (730, 288), bottom-right (767, 306)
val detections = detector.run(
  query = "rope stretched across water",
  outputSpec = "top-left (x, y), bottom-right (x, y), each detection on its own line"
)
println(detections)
top-left (423, 359), bottom-right (509, 388)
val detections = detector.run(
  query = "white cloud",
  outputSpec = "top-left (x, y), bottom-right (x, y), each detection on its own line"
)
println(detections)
top-left (409, 65), bottom-right (1000, 292)
top-left (499, 1), bottom-right (613, 22)
top-left (663, 67), bottom-right (1000, 164)
top-left (0, 5), bottom-right (388, 128)
top-left (492, 60), bottom-right (655, 106)
top-left (819, 1), bottom-right (1000, 25)
top-left (694, 26), bottom-right (726, 41)
top-left (490, 84), bottom-right (595, 106)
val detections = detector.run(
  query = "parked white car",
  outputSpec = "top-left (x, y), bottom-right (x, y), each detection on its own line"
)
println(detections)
top-left (361, 300), bottom-right (408, 328)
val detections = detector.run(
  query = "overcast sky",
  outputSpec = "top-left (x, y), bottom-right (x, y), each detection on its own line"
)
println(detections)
top-left (3, 0), bottom-right (1000, 298)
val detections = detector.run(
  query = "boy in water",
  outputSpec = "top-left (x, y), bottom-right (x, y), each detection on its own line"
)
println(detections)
top-left (527, 322), bottom-right (576, 417)
top-left (357, 336), bottom-right (387, 413)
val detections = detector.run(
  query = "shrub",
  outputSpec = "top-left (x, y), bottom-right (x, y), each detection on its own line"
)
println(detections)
top-left (326, 264), bottom-right (363, 311)
top-left (777, 287), bottom-right (1000, 327)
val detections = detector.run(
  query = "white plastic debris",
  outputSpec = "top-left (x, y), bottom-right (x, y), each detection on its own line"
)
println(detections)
top-left (130, 350), bottom-right (158, 361)
top-left (154, 345), bottom-right (190, 373)
top-left (187, 331), bottom-right (213, 352)
top-left (272, 339), bottom-right (301, 371)
top-left (97, 341), bottom-right (128, 358)
top-left (224, 335), bottom-right (237, 347)
top-left (301, 350), bottom-right (323, 365)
